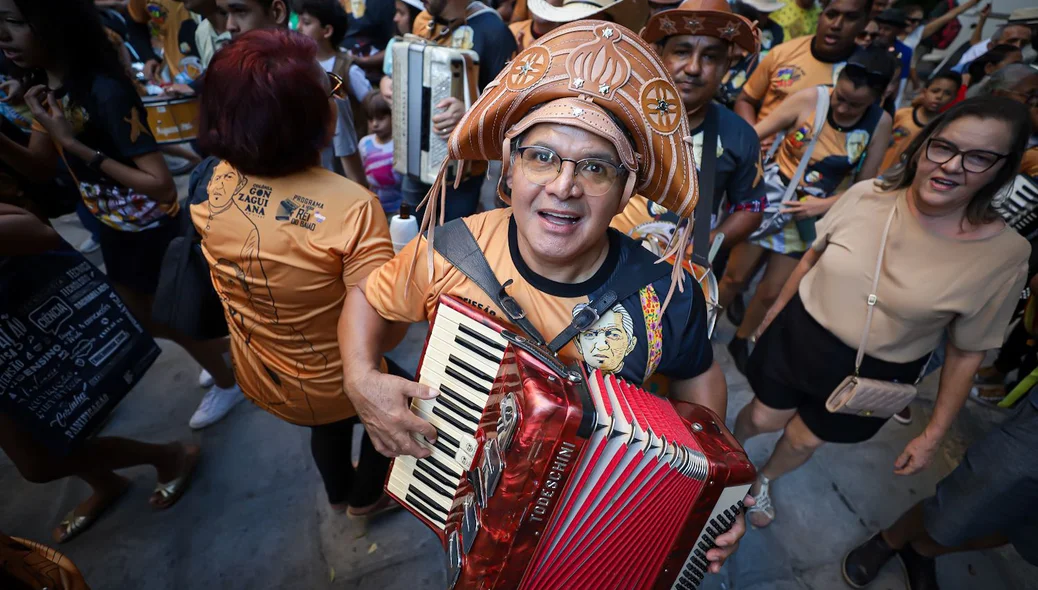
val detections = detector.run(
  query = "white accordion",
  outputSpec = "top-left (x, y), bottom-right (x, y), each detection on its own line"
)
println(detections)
top-left (391, 36), bottom-right (479, 185)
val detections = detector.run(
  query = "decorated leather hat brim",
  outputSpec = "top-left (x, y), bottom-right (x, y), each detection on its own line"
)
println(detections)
top-left (641, 7), bottom-right (761, 56)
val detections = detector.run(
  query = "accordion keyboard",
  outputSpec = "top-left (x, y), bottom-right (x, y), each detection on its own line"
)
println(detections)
top-left (386, 304), bottom-right (507, 531)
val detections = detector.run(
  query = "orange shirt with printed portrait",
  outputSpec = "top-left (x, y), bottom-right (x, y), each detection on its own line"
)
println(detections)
top-left (740, 35), bottom-right (846, 122)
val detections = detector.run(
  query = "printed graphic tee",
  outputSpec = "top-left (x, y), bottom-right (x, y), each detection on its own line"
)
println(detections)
top-left (191, 161), bottom-right (394, 425)
top-left (740, 35), bottom-right (847, 122)
top-left (881, 107), bottom-right (925, 173)
top-left (365, 209), bottom-right (714, 394)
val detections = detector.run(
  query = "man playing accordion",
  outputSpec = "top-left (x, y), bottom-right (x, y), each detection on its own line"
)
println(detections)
top-left (342, 20), bottom-right (750, 574)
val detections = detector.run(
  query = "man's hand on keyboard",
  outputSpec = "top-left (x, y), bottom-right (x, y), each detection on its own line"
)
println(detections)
top-left (349, 370), bottom-right (439, 459)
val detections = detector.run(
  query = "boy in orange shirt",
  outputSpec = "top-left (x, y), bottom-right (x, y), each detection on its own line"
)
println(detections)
top-left (881, 71), bottom-right (960, 173)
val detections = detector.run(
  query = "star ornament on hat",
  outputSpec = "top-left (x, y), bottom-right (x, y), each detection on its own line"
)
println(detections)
top-left (641, 0), bottom-right (762, 57)
top-left (417, 21), bottom-right (702, 306)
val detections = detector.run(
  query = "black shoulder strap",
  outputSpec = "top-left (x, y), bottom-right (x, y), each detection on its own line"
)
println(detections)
top-left (431, 218), bottom-right (546, 345)
top-left (691, 105), bottom-right (719, 268)
top-left (547, 236), bottom-right (674, 353)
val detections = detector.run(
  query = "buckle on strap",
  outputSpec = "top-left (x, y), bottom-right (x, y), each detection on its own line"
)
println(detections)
top-left (498, 280), bottom-right (526, 321)
top-left (570, 305), bottom-right (601, 332)
top-left (867, 294), bottom-right (878, 306)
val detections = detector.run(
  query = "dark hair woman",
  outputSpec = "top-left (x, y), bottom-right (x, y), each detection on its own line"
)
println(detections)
top-left (0, 0), bottom-right (242, 429)
top-left (722, 45), bottom-right (896, 373)
top-left (736, 96), bottom-right (1033, 529)
top-left (193, 28), bottom-right (400, 517)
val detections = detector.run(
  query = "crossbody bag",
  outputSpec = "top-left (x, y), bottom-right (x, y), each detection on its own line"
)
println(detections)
top-left (824, 204), bottom-right (931, 418)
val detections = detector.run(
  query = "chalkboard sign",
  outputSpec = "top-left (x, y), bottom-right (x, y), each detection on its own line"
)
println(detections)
top-left (0, 245), bottom-right (160, 454)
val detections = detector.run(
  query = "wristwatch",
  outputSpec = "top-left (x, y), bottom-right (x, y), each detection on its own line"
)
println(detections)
top-left (88, 150), bottom-right (107, 171)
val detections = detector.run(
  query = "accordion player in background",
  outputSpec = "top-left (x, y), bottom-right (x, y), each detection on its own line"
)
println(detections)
top-left (382, 0), bottom-right (518, 222)
top-left (343, 20), bottom-right (752, 574)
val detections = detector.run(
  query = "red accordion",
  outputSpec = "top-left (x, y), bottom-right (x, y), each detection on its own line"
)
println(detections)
top-left (385, 296), bottom-right (756, 590)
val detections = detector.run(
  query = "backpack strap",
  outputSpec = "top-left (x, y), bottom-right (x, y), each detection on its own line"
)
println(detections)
top-left (546, 236), bottom-right (675, 353)
top-left (430, 218), bottom-right (546, 345)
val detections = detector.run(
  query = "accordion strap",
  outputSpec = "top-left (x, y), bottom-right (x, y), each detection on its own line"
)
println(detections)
top-left (431, 218), bottom-right (546, 345)
top-left (547, 238), bottom-right (672, 353)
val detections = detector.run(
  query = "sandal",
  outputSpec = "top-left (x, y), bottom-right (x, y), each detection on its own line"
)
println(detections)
top-left (346, 494), bottom-right (402, 520)
top-left (53, 478), bottom-right (130, 544)
top-left (150, 444), bottom-right (200, 510)
top-left (746, 475), bottom-right (776, 528)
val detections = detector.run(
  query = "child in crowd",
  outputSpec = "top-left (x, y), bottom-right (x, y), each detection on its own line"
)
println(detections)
top-left (357, 92), bottom-right (401, 215)
top-left (880, 71), bottom-right (961, 172)
top-left (379, 0), bottom-right (423, 101)
top-left (295, 0), bottom-right (373, 135)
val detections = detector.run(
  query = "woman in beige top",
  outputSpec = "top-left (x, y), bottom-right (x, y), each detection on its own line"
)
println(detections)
top-left (732, 97), bottom-right (1033, 529)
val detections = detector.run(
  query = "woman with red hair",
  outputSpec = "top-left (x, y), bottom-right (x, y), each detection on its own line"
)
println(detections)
top-left (191, 28), bottom-right (402, 517)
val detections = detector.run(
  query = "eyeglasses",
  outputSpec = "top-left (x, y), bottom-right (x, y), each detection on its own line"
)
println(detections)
top-left (514, 145), bottom-right (626, 196)
top-left (925, 138), bottom-right (1008, 173)
top-left (857, 31), bottom-right (879, 41)
top-left (843, 62), bottom-right (890, 90)
top-left (327, 72), bottom-right (346, 99)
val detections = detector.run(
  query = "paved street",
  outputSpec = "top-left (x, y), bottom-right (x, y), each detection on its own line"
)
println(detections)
top-left (2, 204), bottom-right (1037, 589)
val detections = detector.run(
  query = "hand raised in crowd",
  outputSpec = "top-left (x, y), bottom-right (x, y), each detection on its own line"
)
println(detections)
top-left (978, 3), bottom-right (991, 19)
top-left (894, 430), bottom-right (940, 476)
top-left (24, 86), bottom-right (75, 147)
top-left (347, 369), bottom-right (440, 458)
top-left (706, 495), bottom-right (755, 572)
top-left (432, 96), bottom-right (465, 138)
top-left (164, 83), bottom-right (196, 97)
top-left (143, 59), bottom-right (162, 84)
top-left (781, 195), bottom-right (834, 220)
top-left (0, 79), bottom-right (25, 103)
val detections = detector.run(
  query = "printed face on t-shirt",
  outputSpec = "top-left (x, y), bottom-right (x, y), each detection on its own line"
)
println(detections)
top-left (573, 304), bottom-right (639, 374)
top-left (507, 123), bottom-right (631, 271)
top-left (208, 161), bottom-right (247, 211)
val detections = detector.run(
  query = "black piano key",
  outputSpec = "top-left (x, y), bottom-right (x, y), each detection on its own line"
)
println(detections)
top-left (408, 484), bottom-right (448, 517)
top-left (458, 323), bottom-right (506, 353)
top-left (405, 493), bottom-right (446, 526)
top-left (415, 469), bottom-right (454, 502)
top-left (427, 455), bottom-right (462, 480)
top-left (445, 365), bottom-right (491, 396)
top-left (440, 383), bottom-right (484, 413)
top-left (434, 405), bottom-right (472, 434)
top-left (436, 428), bottom-right (460, 450)
top-left (433, 437), bottom-right (456, 458)
top-left (448, 353), bottom-right (494, 383)
top-left (416, 459), bottom-right (455, 489)
top-left (455, 334), bottom-right (503, 364)
top-left (437, 395), bottom-right (481, 429)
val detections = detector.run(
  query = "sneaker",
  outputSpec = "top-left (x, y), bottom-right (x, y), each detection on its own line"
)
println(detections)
top-left (78, 236), bottom-right (100, 254)
top-left (727, 336), bottom-right (750, 376)
top-left (189, 384), bottom-right (245, 430)
top-left (746, 475), bottom-right (775, 528)
top-left (198, 369), bottom-right (214, 388)
top-left (842, 532), bottom-right (897, 588)
top-left (970, 384), bottom-right (1006, 406)
top-left (892, 406), bottom-right (912, 425)
top-left (726, 294), bottom-right (746, 326)
top-left (897, 544), bottom-right (939, 590)
top-left (973, 366), bottom-right (1005, 386)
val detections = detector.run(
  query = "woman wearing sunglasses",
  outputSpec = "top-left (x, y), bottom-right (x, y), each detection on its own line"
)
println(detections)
top-left (191, 28), bottom-right (402, 518)
top-left (732, 96), bottom-right (1032, 531)
top-left (723, 46), bottom-right (895, 374)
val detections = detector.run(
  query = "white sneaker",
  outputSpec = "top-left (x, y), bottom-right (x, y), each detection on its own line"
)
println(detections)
top-left (78, 236), bottom-right (100, 253)
top-left (189, 384), bottom-right (245, 430)
top-left (198, 369), bottom-right (214, 388)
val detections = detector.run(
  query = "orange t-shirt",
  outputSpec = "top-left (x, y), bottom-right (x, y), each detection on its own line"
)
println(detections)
top-left (509, 19), bottom-right (538, 51)
top-left (740, 35), bottom-right (846, 122)
top-left (1021, 146), bottom-right (1038, 179)
top-left (881, 107), bottom-right (925, 173)
top-left (128, 0), bottom-right (201, 82)
top-left (364, 208), bottom-right (714, 391)
top-left (191, 162), bottom-right (394, 426)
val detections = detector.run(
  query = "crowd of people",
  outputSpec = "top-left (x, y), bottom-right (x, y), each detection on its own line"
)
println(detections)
top-left (1, 0), bottom-right (1037, 589)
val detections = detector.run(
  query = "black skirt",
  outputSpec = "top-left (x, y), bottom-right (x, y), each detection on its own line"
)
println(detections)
top-left (745, 293), bottom-right (928, 443)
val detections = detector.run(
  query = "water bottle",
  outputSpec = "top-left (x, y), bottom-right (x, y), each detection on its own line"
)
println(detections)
top-left (389, 204), bottom-right (420, 253)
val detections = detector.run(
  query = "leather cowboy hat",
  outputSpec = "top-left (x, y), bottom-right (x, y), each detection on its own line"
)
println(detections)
top-left (641, 0), bottom-right (761, 55)
top-left (527, 0), bottom-right (624, 23)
